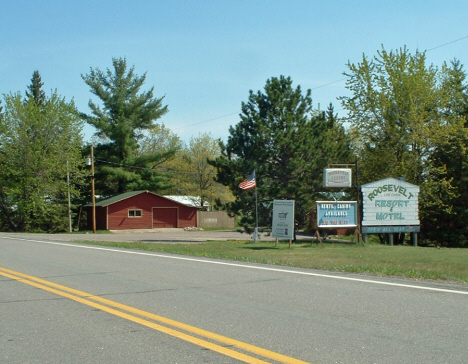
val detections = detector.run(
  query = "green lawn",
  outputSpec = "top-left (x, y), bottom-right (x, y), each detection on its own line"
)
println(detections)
top-left (73, 239), bottom-right (468, 284)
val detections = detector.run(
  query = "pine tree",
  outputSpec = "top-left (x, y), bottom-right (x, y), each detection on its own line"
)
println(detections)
top-left (421, 59), bottom-right (468, 246)
top-left (211, 76), bottom-right (352, 231)
top-left (25, 70), bottom-right (46, 106)
top-left (441, 59), bottom-right (468, 123)
top-left (81, 58), bottom-right (170, 195)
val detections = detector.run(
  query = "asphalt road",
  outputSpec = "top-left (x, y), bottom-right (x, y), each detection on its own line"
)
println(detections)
top-left (1, 233), bottom-right (467, 363)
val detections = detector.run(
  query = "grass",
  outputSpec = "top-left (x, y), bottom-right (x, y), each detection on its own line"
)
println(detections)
top-left (72, 238), bottom-right (468, 284)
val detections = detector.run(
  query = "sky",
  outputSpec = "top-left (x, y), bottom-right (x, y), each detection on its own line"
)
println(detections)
top-left (2, 1), bottom-right (468, 145)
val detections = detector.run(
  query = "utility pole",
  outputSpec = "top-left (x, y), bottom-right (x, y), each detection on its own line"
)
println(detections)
top-left (66, 161), bottom-right (72, 233)
top-left (88, 145), bottom-right (96, 234)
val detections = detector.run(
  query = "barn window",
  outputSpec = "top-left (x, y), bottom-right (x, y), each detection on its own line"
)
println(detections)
top-left (128, 209), bottom-right (142, 218)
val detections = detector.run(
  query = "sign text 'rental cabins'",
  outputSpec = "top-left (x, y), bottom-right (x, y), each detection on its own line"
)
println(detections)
top-left (317, 201), bottom-right (357, 227)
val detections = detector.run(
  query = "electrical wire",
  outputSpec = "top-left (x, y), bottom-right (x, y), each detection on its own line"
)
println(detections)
top-left (426, 35), bottom-right (468, 52)
top-left (156, 35), bottom-right (468, 133)
top-left (171, 113), bottom-right (238, 131)
top-left (93, 34), bottom-right (468, 176)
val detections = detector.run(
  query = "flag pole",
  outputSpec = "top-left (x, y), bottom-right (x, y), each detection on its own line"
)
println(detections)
top-left (254, 174), bottom-right (258, 243)
top-left (238, 170), bottom-right (258, 243)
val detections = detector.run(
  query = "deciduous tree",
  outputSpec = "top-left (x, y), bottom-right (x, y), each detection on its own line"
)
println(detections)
top-left (137, 123), bottom-right (182, 166)
top-left (341, 48), bottom-right (468, 246)
top-left (340, 46), bottom-right (440, 186)
top-left (166, 133), bottom-right (234, 209)
top-left (0, 91), bottom-right (83, 232)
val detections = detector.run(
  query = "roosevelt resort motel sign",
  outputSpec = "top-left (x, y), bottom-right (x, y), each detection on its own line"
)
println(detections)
top-left (361, 177), bottom-right (420, 233)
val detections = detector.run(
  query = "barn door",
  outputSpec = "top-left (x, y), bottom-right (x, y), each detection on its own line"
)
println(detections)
top-left (152, 208), bottom-right (178, 228)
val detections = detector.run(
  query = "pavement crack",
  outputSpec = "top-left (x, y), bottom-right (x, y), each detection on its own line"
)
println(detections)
top-left (0, 296), bottom-right (67, 304)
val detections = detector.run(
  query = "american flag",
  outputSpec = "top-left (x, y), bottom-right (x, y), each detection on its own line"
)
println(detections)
top-left (238, 171), bottom-right (256, 190)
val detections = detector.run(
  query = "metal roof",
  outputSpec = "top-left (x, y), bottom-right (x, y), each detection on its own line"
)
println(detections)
top-left (164, 195), bottom-right (209, 208)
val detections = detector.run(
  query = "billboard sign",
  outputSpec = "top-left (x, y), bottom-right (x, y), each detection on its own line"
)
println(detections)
top-left (317, 201), bottom-right (357, 227)
top-left (272, 200), bottom-right (295, 239)
top-left (361, 178), bottom-right (419, 227)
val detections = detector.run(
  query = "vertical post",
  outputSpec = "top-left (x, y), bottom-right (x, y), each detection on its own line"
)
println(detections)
top-left (66, 161), bottom-right (72, 233)
top-left (355, 156), bottom-right (361, 244)
top-left (254, 173), bottom-right (258, 243)
top-left (90, 145), bottom-right (96, 234)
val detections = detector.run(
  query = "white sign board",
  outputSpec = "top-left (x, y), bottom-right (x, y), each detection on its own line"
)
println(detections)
top-left (272, 200), bottom-right (295, 239)
top-left (323, 168), bottom-right (352, 188)
top-left (361, 178), bottom-right (419, 226)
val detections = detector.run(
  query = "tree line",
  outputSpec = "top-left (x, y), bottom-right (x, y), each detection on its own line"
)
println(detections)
top-left (0, 60), bottom-right (233, 233)
top-left (0, 47), bottom-right (467, 247)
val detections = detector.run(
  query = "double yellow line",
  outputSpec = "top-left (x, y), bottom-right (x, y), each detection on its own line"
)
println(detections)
top-left (0, 266), bottom-right (310, 364)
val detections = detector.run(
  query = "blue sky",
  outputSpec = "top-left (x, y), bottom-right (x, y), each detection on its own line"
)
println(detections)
top-left (2, 1), bottom-right (468, 144)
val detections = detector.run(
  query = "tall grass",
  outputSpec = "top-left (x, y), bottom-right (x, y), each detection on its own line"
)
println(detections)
top-left (73, 239), bottom-right (468, 284)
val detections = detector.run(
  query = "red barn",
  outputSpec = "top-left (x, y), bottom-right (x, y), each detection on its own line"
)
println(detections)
top-left (85, 190), bottom-right (198, 230)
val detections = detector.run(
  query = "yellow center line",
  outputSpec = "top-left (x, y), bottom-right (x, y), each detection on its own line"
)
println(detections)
top-left (0, 267), bottom-right (311, 364)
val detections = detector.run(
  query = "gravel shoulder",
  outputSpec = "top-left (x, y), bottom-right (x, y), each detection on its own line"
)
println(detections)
top-left (0, 229), bottom-right (331, 244)
top-left (1, 229), bottom-right (275, 243)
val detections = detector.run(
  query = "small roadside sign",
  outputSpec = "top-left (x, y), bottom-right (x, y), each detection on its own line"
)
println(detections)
top-left (272, 200), bottom-right (295, 239)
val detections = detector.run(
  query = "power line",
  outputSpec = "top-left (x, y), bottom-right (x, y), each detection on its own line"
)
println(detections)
top-left (311, 35), bottom-right (468, 95)
top-left (311, 78), bottom-right (346, 90)
top-left (172, 113), bottom-right (238, 131)
top-left (426, 35), bottom-right (468, 52)
top-left (171, 35), bottom-right (468, 131)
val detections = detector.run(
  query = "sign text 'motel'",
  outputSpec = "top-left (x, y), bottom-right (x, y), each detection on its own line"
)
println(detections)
top-left (361, 178), bottom-right (420, 227)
